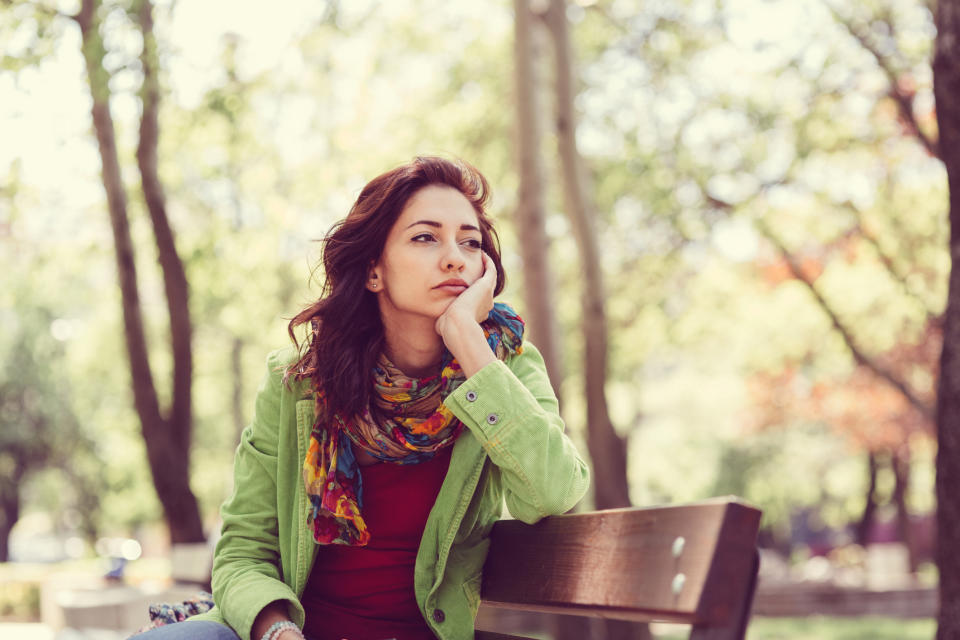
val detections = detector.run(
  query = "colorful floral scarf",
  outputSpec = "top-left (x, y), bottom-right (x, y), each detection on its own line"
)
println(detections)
top-left (302, 302), bottom-right (525, 546)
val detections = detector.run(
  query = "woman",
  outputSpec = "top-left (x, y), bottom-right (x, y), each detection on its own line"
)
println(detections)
top-left (142, 157), bottom-right (590, 640)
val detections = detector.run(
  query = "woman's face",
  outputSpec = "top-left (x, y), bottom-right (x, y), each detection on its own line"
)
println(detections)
top-left (370, 185), bottom-right (485, 323)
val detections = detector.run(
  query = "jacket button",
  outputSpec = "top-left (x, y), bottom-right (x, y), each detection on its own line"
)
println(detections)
top-left (432, 608), bottom-right (445, 623)
top-left (466, 390), bottom-right (478, 402)
top-left (486, 413), bottom-right (499, 425)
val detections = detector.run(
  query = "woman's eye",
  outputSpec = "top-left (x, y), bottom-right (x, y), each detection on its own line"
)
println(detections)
top-left (412, 233), bottom-right (436, 243)
top-left (462, 239), bottom-right (482, 249)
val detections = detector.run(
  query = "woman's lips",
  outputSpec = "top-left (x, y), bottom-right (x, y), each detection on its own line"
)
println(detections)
top-left (434, 279), bottom-right (468, 294)
top-left (435, 284), bottom-right (468, 294)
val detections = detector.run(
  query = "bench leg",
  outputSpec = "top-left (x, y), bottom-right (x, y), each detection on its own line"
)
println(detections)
top-left (689, 548), bottom-right (760, 640)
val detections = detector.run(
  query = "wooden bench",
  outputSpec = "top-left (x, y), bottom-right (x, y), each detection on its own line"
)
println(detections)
top-left (475, 498), bottom-right (762, 640)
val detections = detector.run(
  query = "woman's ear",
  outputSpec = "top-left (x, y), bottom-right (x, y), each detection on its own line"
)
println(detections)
top-left (366, 266), bottom-right (381, 292)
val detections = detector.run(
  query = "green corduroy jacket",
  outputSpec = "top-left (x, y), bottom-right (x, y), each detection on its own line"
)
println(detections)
top-left (188, 341), bottom-right (590, 640)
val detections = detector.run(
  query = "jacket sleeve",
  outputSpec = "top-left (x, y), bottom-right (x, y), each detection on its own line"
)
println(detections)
top-left (444, 341), bottom-right (591, 523)
top-left (210, 351), bottom-right (305, 640)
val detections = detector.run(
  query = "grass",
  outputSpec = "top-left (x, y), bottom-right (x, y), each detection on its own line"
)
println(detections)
top-left (652, 617), bottom-right (936, 639)
top-left (482, 617), bottom-right (937, 639)
top-left (746, 617), bottom-right (936, 640)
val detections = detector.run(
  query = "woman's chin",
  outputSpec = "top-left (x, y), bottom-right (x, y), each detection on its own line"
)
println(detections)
top-left (384, 303), bottom-right (451, 325)
top-left (437, 297), bottom-right (458, 313)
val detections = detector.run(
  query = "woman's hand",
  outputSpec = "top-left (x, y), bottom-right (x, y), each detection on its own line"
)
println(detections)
top-left (436, 251), bottom-right (496, 332)
top-left (435, 252), bottom-right (497, 377)
top-left (252, 602), bottom-right (304, 640)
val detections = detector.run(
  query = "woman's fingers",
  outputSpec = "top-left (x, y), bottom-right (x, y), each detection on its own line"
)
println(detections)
top-left (481, 251), bottom-right (497, 284)
top-left (436, 253), bottom-right (496, 340)
top-left (474, 252), bottom-right (496, 321)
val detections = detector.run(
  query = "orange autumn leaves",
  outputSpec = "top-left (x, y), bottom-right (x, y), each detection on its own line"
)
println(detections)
top-left (746, 323), bottom-right (939, 451)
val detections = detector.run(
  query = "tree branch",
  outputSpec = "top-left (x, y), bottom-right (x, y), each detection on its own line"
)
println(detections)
top-left (835, 198), bottom-right (941, 321)
top-left (135, 0), bottom-right (193, 444)
top-left (75, 0), bottom-right (164, 434)
top-left (134, 0), bottom-right (204, 544)
top-left (696, 151), bottom-right (938, 421)
top-left (755, 219), bottom-right (935, 421)
top-left (826, 3), bottom-right (940, 159)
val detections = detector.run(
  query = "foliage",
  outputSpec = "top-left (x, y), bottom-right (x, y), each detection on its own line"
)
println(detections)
top-left (0, 224), bottom-right (105, 552)
top-left (0, 0), bottom-right (946, 552)
top-left (563, 0), bottom-right (944, 539)
top-left (0, 580), bottom-right (40, 621)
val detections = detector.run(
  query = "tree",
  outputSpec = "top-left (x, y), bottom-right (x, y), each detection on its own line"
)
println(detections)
top-left (578, 0), bottom-right (940, 551)
top-left (933, 0), bottom-right (960, 635)
top-left (0, 300), bottom-right (102, 560)
top-left (545, 1), bottom-right (642, 638)
top-left (513, 0), bottom-right (565, 401)
top-left (545, 0), bottom-right (630, 515)
top-left (74, 0), bottom-right (204, 544)
top-left (742, 1), bottom-right (942, 567)
top-left (7, 0), bottom-right (947, 587)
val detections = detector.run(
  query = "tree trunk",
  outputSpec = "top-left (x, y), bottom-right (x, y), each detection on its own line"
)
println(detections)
top-left (891, 446), bottom-right (917, 574)
top-left (232, 336), bottom-right (245, 442)
top-left (545, 0), bottom-right (630, 511)
top-left (513, 0), bottom-right (564, 403)
top-left (934, 0), bottom-right (960, 636)
top-left (75, 0), bottom-right (204, 544)
top-left (855, 450), bottom-right (879, 546)
top-left (0, 466), bottom-right (23, 563)
top-left (515, 7), bottom-right (582, 635)
top-left (134, 0), bottom-right (203, 543)
top-left (545, 2), bottom-right (641, 638)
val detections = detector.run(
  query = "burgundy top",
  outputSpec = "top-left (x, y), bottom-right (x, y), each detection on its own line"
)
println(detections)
top-left (301, 445), bottom-right (453, 640)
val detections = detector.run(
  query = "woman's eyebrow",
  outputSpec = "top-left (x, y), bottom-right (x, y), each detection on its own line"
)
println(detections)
top-left (405, 219), bottom-right (480, 232)
top-left (405, 220), bottom-right (441, 230)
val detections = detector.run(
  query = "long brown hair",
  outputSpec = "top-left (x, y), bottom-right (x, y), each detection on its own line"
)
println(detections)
top-left (286, 156), bottom-right (506, 420)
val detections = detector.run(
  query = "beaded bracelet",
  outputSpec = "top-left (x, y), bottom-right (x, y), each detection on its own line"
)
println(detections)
top-left (260, 620), bottom-right (304, 640)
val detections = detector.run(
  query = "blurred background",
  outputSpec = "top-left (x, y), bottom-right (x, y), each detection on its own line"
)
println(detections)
top-left (0, 0), bottom-right (948, 638)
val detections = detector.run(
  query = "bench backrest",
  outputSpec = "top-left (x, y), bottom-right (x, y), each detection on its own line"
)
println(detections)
top-left (479, 498), bottom-right (762, 640)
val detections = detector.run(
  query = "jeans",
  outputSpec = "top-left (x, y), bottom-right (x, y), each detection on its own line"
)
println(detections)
top-left (133, 620), bottom-right (241, 639)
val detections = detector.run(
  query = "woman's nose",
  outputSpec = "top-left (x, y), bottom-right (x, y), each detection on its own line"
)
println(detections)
top-left (441, 242), bottom-right (466, 272)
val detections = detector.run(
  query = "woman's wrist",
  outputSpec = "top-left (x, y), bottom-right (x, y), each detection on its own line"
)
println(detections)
top-left (252, 601), bottom-right (302, 640)
top-left (260, 620), bottom-right (304, 640)
top-left (440, 315), bottom-right (495, 377)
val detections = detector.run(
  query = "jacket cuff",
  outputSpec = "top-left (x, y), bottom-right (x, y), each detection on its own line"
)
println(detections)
top-left (445, 359), bottom-right (543, 443)
top-left (222, 575), bottom-right (304, 640)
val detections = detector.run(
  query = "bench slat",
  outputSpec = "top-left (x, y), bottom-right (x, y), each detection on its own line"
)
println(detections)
top-left (481, 499), bottom-right (761, 630)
